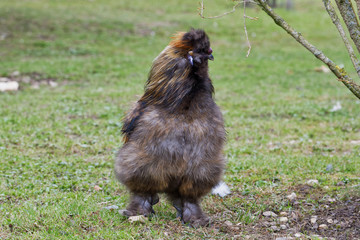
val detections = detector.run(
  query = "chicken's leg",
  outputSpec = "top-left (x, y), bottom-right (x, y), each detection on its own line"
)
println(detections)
top-left (122, 193), bottom-right (159, 217)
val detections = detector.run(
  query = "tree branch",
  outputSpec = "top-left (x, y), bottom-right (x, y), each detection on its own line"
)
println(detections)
top-left (356, 0), bottom-right (360, 17)
top-left (335, 0), bottom-right (360, 54)
top-left (254, 0), bottom-right (360, 99)
top-left (323, 0), bottom-right (360, 79)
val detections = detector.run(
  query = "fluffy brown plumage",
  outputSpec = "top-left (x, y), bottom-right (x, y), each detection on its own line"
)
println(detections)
top-left (115, 29), bottom-right (226, 227)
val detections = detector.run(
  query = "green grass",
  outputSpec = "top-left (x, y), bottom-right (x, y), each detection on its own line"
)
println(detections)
top-left (1, 0), bottom-right (359, 239)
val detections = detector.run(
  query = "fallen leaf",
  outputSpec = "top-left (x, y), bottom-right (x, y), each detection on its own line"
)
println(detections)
top-left (128, 215), bottom-right (147, 223)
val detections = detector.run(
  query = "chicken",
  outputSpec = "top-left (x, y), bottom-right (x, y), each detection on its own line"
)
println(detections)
top-left (115, 29), bottom-right (226, 227)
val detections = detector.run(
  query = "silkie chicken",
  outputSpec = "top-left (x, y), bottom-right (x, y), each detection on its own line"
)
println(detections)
top-left (115, 29), bottom-right (226, 227)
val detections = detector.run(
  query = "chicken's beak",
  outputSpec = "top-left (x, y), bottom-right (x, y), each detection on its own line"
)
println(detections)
top-left (208, 54), bottom-right (214, 61)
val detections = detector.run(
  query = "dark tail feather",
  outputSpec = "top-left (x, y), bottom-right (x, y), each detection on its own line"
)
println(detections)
top-left (121, 101), bottom-right (146, 143)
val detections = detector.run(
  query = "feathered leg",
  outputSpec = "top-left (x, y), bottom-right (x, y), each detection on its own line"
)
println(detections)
top-left (182, 199), bottom-right (210, 227)
top-left (169, 194), bottom-right (210, 227)
top-left (122, 193), bottom-right (159, 217)
top-left (168, 179), bottom-right (212, 227)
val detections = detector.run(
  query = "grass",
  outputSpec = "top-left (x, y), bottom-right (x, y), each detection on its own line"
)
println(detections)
top-left (0, 0), bottom-right (359, 239)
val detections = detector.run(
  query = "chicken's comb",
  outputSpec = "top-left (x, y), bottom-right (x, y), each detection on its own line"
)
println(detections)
top-left (169, 32), bottom-right (192, 51)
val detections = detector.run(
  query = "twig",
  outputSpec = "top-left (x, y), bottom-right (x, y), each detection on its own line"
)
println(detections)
top-left (254, 0), bottom-right (360, 100)
top-left (243, 1), bottom-right (251, 57)
top-left (199, 0), bottom-right (258, 19)
top-left (323, 0), bottom-right (360, 79)
top-left (200, 0), bottom-right (258, 57)
top-left (199, 0), bottom-right (242, 19)
top-left (335, 0), bottom-right (360, 54)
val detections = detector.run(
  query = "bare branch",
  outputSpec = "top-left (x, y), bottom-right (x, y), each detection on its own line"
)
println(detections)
top-left (323, 0), bottom-right (360, 79)
top-left (243, 1), bottom-right (252, 57)
top-left (199, 0), bottom-right (258, 19)
top-left (199, 0), bottom-right (258, 57)
top-left (254, 0), bottom-right (360, 99)
top-left (335, 0), bottom-right (360, 54)
top-left (199, 0), bottom-right (242, 19)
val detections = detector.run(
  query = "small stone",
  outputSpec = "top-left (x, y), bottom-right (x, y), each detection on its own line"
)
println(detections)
top-left (280, 224), bottom-right (287, 230)
top-left (31, 83), bottom-right (40, 89)
top-left (11, 71), bottom-right (20, 77)
top-left (279, 217), bottom-right (288, 223)
top-left (262, 221), bottom-right (271, 227)
top-left (103, 205), bottom-right (118, 210)
top-left (280, 211), bottom-right (288, 216)
top-left (314, 65), bottom-right (331, 73)
top-left (118, 209), bottom-right (127, 215)
top-left (269, 221), bottom-right (276, 226)
top-left (286, 192), bottom-right (297, 201)
top-left (0, 77), bottom-right (10, 82)
top-left (336, 181), bottom-right (345, 186)
top-left (224, 220), bottom-right (233, 227)
top-left (327, 218), bottom-right (334, 224)
top-left (340, 221), bottom-right (347, 227)
top-left (326, 164), bottom-right (333, 172)
top-left (270, 225), bottom-right (280, 231)
top-left (307, 179), bottom-right (319, 185)
top-left (291, 211), bottom-right (300, 221)
top-left (263, 211), bottom-right (277, 217)
top-left (311, 216), bottom-right (317, 224)
top-left (0, 33), bottom-right (7, 40)
top-left (294, 232), bottom-right (301, 238)
top-left (21, 76), bottom-right (31, 83)
top-left (49, 81), bottom-right (58, 87)
top-left (319, 224), bottom-right (328, 229)
top-left (0, 81), bottom-right (19, 91)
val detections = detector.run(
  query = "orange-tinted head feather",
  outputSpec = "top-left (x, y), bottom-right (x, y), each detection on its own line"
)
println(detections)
top-left (169, 32), bottom-right (192, 51)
